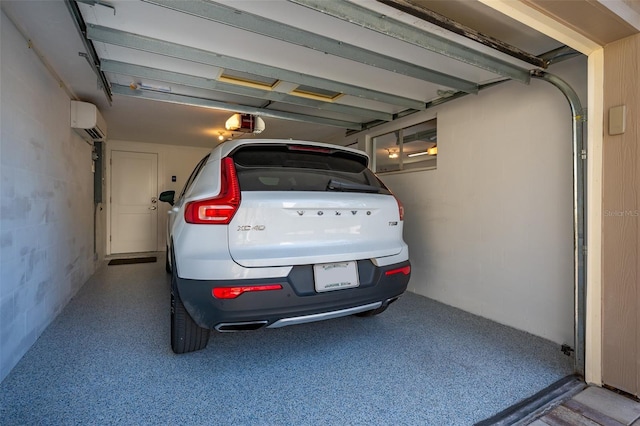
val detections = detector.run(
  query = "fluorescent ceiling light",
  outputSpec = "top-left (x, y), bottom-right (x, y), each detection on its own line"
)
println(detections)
top-left (137, 82), bottom-right (171, 93)
top-left (408, 145), bottom-right (437, 157)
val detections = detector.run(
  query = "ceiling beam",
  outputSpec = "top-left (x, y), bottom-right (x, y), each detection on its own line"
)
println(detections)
top-left (86, 25), bottom-right (426, 110)
top-left (144, 0), bottom-right (479, 93)
top-left (110, 84), bottom-right (364, 130)
top-left (101, 60), bottom-right (394, 122)
top-left (290, 0), bottom-right (532, 83)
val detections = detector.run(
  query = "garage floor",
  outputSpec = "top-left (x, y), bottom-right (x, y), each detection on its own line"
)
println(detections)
top-left (0, 256), bottom-right (573, 425)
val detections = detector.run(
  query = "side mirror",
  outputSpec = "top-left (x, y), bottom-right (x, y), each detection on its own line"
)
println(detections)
top-left (159, 190), bottom-right (176, 206)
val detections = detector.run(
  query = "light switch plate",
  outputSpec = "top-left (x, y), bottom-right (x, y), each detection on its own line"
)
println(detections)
top-left (609, 105), bottom-right (626, 136)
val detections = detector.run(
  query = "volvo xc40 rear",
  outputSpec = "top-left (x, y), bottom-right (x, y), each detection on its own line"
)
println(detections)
top-left (159, 139), bottom-right (410, 353)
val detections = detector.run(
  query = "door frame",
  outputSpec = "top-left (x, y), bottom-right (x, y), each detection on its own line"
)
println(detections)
top-left (109, 149), bottom-right (159, 254)
top-left (106, 142), bottom-right (162, 256)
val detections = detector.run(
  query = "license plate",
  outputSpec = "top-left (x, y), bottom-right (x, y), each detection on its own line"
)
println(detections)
top-left (313, 261), bottom-right (359, 293)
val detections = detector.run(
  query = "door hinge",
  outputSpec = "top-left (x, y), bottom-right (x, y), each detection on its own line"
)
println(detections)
top-left (581, 149), bottom-right (587, 160)
top-left (109, 235), bottom-right (112, 242)
top-left (583, 245), bottom-right (588, 256)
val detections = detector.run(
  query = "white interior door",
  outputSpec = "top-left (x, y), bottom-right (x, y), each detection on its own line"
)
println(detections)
top-left (111, 150), bottom-right (158, 254)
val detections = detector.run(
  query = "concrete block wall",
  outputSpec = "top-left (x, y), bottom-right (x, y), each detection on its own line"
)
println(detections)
top-left (0, 11), bottom-right (98, 382)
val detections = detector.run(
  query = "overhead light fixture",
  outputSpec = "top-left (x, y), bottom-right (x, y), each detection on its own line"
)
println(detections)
top-left (408, 145), bottom-right (437, 158)
top-left (387, 149), bottom-right (399, 159)
top-left (225, 113), bottom-right (265, 134)
top-left (218, 132), bottom-right (225, 141)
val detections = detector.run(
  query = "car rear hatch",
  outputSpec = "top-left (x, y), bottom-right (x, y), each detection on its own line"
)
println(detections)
top-left (227, 144), bottom-right (405, 268)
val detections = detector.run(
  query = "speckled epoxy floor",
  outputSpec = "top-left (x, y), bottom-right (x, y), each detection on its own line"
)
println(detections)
top-left (0, 257), bottom-right (573, 425)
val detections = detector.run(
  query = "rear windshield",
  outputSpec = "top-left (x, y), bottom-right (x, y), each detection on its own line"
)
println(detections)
top-left (231, 145), bottom-right (390, 194)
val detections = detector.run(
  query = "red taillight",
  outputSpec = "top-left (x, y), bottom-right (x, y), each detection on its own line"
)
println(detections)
top-left (185, 157), bottom-right (240, 224)
top-left (394, 196), bottom-right (405, 221)
top-left (385, 265), bottom-right (411, 276)
top-left (212, 284), bottom-right (283, 299)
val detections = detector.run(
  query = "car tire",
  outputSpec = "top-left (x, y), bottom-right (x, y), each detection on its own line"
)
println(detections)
top-left (354, 305), bottom-right (388, 317)
top-left (165, 249), bottom-right (171, 274)
top-left (170, 252), bottom-right (210, 354)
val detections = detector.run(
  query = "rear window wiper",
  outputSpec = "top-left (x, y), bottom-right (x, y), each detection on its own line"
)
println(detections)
top-left (326, 179), bottom-right (381, 193)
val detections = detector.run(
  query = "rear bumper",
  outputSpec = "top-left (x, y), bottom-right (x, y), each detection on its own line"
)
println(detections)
top-left (175, 259), bottom-right (410, 330)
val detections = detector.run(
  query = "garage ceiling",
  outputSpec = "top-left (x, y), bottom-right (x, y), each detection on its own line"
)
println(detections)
top-left (2, 0), bottom-right (586, 147)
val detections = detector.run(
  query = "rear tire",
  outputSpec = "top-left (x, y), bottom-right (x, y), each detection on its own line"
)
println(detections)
top-left (170, 253), bottom-right (210, 354)
top-left (165, 249), bottom-right (171, 274)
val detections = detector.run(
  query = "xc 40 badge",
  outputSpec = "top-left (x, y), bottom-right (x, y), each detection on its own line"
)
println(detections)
top-left (237, 225), bottom-right (266, 231)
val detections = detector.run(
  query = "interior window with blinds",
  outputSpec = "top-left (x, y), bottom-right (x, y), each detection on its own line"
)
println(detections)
top-left (373, 119), bottom-right (437, 173)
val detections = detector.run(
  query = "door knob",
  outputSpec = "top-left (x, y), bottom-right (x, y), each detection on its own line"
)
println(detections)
top-left (149, 206), bottom-right (157, 210)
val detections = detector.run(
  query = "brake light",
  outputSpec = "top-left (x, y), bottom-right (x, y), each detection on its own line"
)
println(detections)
top-left (213, 284), bottom-right (283, 299)
top-left (385, 265), bottom-right (411, 276)
top-left (288, 145), bottom-right (332, 153)
top-left (394, 195), bottom-right (405, 221)
top-left (185, 157), bottom-right (240, 224)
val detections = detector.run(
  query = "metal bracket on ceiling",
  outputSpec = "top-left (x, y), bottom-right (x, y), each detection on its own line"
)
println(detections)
top-left (76, 0), bottom-right (116, 15)
top-left (65, 0), bottom-right (112, 104)
top-left (78, 51), bottom-right (92, 67)
top-left (539, 46), bottom-right (582, 66)
top-left (78, 51), bottom-right (108, 94)
top-left (436, 90), bottom-right (457, 98)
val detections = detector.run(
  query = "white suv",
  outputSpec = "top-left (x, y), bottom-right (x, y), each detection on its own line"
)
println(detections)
top-left (159, 139), bottom-right (410, 353)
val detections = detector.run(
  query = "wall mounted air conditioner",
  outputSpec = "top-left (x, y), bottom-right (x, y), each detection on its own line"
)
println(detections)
top-left (70, 101), bottom-right (107, 142)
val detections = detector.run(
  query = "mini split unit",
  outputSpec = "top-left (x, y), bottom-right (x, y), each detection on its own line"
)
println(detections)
top-left (70, 101), bottom-right (107, 142)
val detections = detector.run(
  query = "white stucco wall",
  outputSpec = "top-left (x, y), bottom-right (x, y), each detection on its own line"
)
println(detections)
top-left (352, 56), bottom-right (587, 345)
top-left (0, 11), bottom-right (99, 382)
